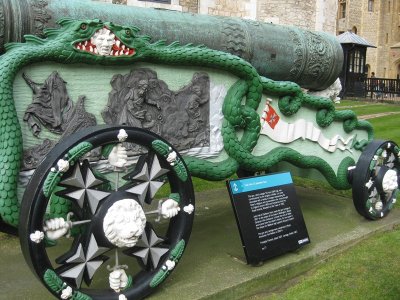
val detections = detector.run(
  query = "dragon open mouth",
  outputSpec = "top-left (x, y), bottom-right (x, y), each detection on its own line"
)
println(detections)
top-left (74, 28), bottom-right (136, 57)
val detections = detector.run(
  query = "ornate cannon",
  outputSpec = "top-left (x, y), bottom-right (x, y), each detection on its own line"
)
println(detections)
top-left (0, 14), bottom-right (398, 300)
top-left (0, 0), bottom-right (343, 90)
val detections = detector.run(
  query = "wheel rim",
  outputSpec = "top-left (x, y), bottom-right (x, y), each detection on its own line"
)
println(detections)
top-left (352, 140), bottom-right (400, 220)
top-left (19, 126), bottom-right (195, 300)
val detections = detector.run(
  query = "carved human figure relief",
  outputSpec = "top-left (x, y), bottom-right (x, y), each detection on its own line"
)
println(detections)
top-left (308, 78), bottom-right (342, 103)
top-left (102, 68), bottom-right (210, 152)
top-left (22, 71), bottom-right (74, 136)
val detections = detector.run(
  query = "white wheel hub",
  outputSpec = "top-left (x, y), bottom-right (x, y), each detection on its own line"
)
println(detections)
top-left (103, 199), bottom-right (146, 248)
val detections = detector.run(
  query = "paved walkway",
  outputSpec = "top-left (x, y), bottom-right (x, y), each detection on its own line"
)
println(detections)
top-left (1, 187), bottom-right (399, 300)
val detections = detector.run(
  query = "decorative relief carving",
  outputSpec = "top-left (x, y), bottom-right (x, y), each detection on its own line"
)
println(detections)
top-left (23, 71), bottom-right (96, 136)
top-left (0, 4), bottom-right (4, 50)
top-left (289, 29), bottom-right (334, 85)
top-left (102, 68), bottom-right (210, 151)
top-left (220, 19), bottom-right (250, 61)
top-left (288, 29), bottom-right (304, 82)
top-left (23, 71), bottom-right (75, 136)
top-left (23, 138), bottom-right (56, 170)
top-left (112, 0), bottom-right (128, 4)
top-left (22, 68), bottom-right (210, 170)
top-left (31, 0), bottom-right (51, 37)
top-left (22, 72), bottom-right (97, 170)
top-left (303, 31), bottom-right (331, 82)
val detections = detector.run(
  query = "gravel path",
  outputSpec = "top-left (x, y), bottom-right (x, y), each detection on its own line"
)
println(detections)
top-left (358, 111), bottom-right (400, 120)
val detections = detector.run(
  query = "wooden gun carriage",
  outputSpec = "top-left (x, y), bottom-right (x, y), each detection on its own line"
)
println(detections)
top-left (0, 10), bottom-right (398, 300)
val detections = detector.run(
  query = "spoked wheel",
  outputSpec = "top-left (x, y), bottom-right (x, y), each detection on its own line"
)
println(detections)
top-left (351, 140), bottom-right (400, 220)
top-left (19, 126), bottom-right (195, 300)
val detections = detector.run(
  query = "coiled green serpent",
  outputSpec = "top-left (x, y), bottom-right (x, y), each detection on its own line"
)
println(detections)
top-left (0, 18), bottom-right (372, 227)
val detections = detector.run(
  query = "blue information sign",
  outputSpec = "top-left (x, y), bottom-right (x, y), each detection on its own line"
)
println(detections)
top-left (227, 172), bottom-right (310, 264)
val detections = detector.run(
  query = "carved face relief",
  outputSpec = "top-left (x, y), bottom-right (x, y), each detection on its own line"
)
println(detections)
top-left (103, 199), bottom-right (146, 248)
top-left (91, 28), bottom-right (116, 55)
top-left (75, 27), bottom-right (136, 57)
top-left (191, 85), bottom-right (202, 96)
top-left (186, 99), bottom-right (201, 119)
top-left (132, 79), bottom-right (148, 105)
top-left (382, 169), bottom-right (399, 194)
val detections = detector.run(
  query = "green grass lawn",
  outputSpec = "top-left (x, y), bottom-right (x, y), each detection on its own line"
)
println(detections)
top-left (369, 115), bottom-right (400, 144)
top-left (249, 99), bottom-right (400, 299)
top-left (252, 227), bottom-right (400, 300)
top-left (336, 103), bottom-right (400, 117)
top-left (335, 100), bottom-right (400, 144)
top-left (335, 99), bottom-right (366, 107)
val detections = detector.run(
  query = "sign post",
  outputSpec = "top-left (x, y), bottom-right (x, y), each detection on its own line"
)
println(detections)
top-left (227, 172), bottom-right (310, 264)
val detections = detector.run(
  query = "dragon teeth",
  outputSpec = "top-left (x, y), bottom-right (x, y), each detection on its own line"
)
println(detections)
top-left (74, 39), bottom-right (134, 56)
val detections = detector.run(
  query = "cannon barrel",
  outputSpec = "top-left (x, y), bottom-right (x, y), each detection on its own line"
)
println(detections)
top-left (0, 0), bottom-right (343, 90)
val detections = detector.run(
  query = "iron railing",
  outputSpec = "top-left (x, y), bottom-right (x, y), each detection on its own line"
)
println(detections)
top-left (365, 78), bottom-right (400, 100)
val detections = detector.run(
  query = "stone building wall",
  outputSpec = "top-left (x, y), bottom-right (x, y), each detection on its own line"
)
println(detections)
top-left (257, 0), bottom-right (316, 31)
top-left (198, 0), bottom-right (257, 19)
top-left (93, 0), bottom-right (197, 12)
top-left (199, 0), bottom-right (337, 34)
top-left (92, 0), bottom-right (338, 34)
top-left (179, 0), bottom-right (199, 13)
top-left (337, 0), bottom-right (400, 78)
top-left (315, 0), bottom-right (338, 33)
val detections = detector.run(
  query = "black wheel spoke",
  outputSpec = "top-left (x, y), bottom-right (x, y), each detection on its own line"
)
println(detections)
top-left (19, 126), bottom-right (195, 300)
top-left (352, 140), bottom-right (400, 219)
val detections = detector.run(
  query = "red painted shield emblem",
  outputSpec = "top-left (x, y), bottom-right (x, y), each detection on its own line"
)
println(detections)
top-left (265, 104), bottom-right (280, 129)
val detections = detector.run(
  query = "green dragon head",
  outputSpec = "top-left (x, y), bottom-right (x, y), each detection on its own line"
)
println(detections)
top-left (43, 18), bottom-right (149, 61)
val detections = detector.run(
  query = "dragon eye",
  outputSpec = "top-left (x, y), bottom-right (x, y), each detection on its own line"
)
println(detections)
top-left (80, 23), bottom-right (87, 30)
top-left (125, 29), bottom-right (131, 36)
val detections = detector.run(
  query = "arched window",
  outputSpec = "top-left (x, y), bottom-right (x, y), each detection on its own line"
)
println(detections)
top-left (339, 0), bottom-right (346, 18)
top-left (368, 0), bottom-right (374, 12)
top-left (352, 26), bottom-right (358, 34)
